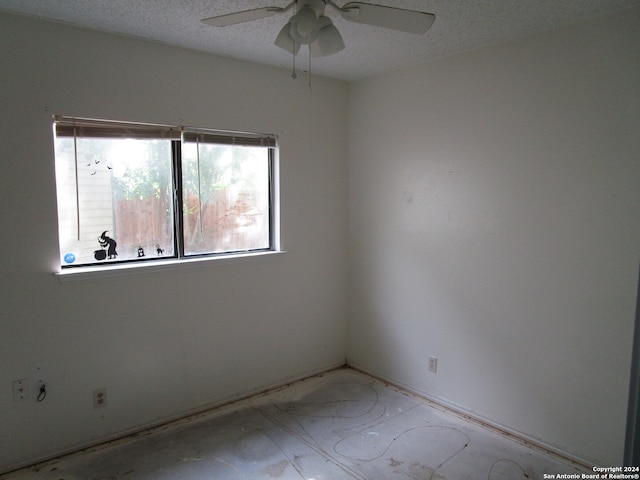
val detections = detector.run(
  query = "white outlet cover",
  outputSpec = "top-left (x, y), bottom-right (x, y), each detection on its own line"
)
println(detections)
top-left (428, 356), bottom-right (438, 373)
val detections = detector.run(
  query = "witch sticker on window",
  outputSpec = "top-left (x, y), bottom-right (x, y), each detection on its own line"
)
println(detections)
top-left (95, 231), bottom-right (118, 261)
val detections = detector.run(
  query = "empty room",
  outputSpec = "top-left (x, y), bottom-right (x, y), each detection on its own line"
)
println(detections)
top-left (1, 1), bottom-right (639, 478)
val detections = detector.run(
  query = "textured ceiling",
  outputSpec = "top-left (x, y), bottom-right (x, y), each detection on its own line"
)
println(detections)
top-left (1, 0), bottom-right (637, 81)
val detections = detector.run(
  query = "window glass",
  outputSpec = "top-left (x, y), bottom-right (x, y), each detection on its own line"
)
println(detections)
top-left (55, 137), bottom-right (174, 266)
top-left (181, 143), bottom-right (270, 255)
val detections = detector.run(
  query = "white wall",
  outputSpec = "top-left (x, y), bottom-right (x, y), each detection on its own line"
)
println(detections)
top-left (3, 6), bottom-right (639, 473)
top-left (0, 12), bottom-right (348, 473)
top-left (347, 10), bottom-right (640, 466)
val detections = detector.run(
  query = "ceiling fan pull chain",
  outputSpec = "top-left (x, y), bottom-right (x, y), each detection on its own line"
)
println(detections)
top-left (292, 44), bottom-right (297, 79)
top-left (291, 3), bottom-right (298, 79)
top-left (308, 47), bottom-right (312, 93)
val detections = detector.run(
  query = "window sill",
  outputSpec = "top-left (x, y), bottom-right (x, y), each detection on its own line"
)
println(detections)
top-left (55, 250), bottom-right (286, 283)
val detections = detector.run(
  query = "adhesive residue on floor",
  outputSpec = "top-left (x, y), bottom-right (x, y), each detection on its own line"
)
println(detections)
top-left (2, 369), bottom-right (587, 480)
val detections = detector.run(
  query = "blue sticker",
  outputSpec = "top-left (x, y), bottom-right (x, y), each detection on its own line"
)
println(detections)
top-left (64, 253), bottom-right (76, 264)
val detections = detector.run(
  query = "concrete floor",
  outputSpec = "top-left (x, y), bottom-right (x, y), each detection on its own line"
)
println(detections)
top-left (3, 368), bottom-right (587, 479)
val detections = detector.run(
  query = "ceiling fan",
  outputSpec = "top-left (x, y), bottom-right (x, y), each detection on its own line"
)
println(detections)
top-left (202, 0), bottom-right (435, 58)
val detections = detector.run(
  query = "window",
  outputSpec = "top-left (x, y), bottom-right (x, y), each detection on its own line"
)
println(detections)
top-left (53, 117), bottom-right (277, 269)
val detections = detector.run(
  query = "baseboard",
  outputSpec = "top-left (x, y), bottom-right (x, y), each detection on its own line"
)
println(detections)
top-left (1, 360), bottom-right (347, 476)
top-left (346, 362), bottom-right (597, 472)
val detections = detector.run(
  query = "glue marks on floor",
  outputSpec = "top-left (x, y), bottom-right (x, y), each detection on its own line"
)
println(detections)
top-left (251, 370), bottom-right (576, 480)
top-left (336, 425), bottom-right (468, 462)
top-left (4, 370), bottom-right (586, 480)
top-left (253, 372), bottom-right (477, 479)
top-left (488, 459), bottom-right (530, 479)
top-left (335, 425), bottom-right (469, 479)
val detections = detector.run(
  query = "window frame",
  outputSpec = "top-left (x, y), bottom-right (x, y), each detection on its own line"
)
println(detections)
top-left (53, 116), bottom-right (281, 276)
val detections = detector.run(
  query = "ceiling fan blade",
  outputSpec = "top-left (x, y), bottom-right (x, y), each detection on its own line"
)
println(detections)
top-left (340, 2), bottom-right (435, 34)
top-left (202, 7), bottom-right (284, 27)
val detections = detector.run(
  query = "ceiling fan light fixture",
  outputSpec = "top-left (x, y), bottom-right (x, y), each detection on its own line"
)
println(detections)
top-left (203, 0), bottom-right (436, 69)
top-left (310, 17), bottom-right (345, 57)
top-left (289, 6), bottom-right (320, 44)
top-left (274, 21), bottom-right (301, 55)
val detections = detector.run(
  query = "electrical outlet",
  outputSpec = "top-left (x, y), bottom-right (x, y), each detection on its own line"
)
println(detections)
top-left (13, 379), bottom-right (29, 401)
top-left (428, 355), bottom-right (438, 374)
top-left (93, 388), bottom-right (107, 408)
